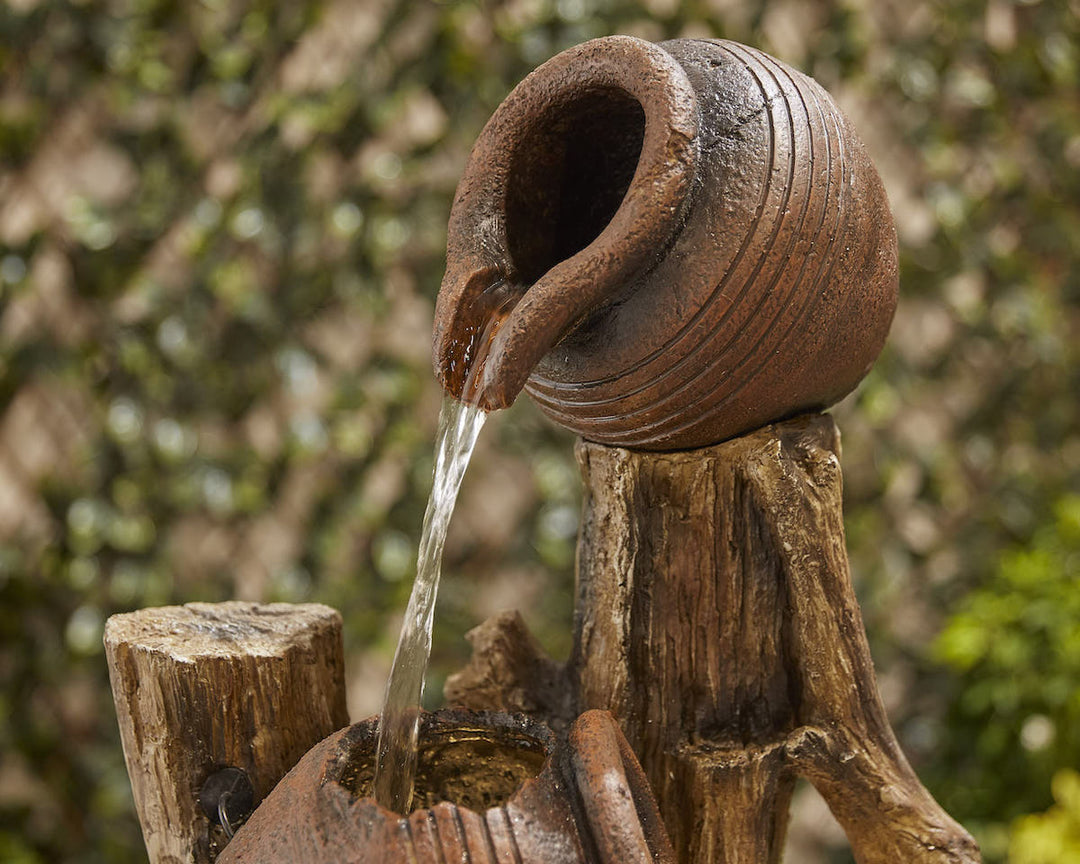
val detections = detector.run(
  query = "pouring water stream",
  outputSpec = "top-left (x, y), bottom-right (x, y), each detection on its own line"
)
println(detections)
top-left (371, 396), bottom-right (486, 813)
top-left (372, 285), bottom-right (515, 814)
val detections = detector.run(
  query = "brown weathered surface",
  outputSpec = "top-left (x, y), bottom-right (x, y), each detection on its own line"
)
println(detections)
top-left (449, 414), bottom-right (979, 864)
top-left (433, 36), bottom-right (898, 451)
top-left (444, 609), bottom-right (573, 729)
top-left (219, 709), bottom-right (675, 864)
top-left (104, 602), bottom-right (349, 863)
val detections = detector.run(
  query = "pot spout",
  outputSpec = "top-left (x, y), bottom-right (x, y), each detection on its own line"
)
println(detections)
top-left (432, 35), bottom-right (699, 412)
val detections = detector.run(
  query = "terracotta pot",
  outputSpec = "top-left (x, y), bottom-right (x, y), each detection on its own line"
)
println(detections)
top-left (433, 36), bottom-right (897, 450)
top-left (218, 709), bottom-right (674, 863)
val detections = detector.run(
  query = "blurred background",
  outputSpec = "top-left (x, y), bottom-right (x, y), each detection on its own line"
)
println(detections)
top-left (0, 0), bottom-right (1077, 861)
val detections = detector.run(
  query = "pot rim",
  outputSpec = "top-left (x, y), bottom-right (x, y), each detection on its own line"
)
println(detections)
top-left (327, 708), bottom-right (557, 817)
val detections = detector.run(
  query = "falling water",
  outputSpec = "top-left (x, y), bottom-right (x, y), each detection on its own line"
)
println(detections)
top-left (371, 395), bottom-right (487, 814)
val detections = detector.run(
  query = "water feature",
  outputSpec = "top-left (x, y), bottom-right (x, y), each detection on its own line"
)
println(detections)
top-left (372, 395), bottom-right (486, 813)
top-left (372, 279), bottom-right (518, 813)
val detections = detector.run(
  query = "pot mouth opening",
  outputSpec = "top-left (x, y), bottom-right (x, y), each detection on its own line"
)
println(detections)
top-left (337, 720), bottom-right (550, 814)
top-left (433, 36), bottom-right (698, 410)
top-left (506, 87), bottom-right (646, 285)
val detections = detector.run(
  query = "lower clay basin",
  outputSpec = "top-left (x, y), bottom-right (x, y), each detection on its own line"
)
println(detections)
top-left (219, 708), bottom-right (673, 863)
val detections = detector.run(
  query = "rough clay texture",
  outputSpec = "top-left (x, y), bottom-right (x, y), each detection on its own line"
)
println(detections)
top-left (434, 36), bottom-right (898, 450)
top-left (105, 602), bottom-right (349, 863)
top-left (218, 709), bottom-right (674, 864)
top-left (448, 415), bottom-right (981, 864)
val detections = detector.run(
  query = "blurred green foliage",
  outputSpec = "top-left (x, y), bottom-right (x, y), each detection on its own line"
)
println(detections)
top-left (1010, 770), bottom-right (1080, 864)
top-left (0, 0), bottom-right (1076, 862)
top-left (934, 495), bottom-right (1080, 856)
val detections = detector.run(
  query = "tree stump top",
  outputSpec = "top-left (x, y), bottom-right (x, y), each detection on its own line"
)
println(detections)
top-left (105, 601), bottom-right (342, 659)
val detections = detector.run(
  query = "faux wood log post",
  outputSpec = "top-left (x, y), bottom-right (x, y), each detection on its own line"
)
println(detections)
top-left (447, 414), bottom-right (980, 864)
top-left (105, 602), bottom-right (349, 863)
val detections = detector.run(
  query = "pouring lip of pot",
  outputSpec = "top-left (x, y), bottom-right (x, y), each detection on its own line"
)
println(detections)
top-left (433, 35), bottom-right (700, 412)
top-left (328, 709), bottom-right (676, 863)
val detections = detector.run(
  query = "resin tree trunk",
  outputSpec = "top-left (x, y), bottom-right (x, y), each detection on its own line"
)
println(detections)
top-left (105, 602), bottom-right (349, 863)
top-left (446, 413), bottom-right (980, 864)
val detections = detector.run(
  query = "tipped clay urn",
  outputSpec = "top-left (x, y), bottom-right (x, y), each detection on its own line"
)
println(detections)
top-left (433, 36), bottom-right (898, 450)
top-left (218, 709), bottom-right (675, 863)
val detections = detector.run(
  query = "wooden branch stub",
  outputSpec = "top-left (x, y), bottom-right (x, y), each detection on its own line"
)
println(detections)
top-left (444, 609), bottom-right (573, 730)
top-left (105, 602), bottom-right (349, 864)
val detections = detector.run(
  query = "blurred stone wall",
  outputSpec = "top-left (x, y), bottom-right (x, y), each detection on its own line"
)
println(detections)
top-left (0, 1), bottom-right (1077, 862)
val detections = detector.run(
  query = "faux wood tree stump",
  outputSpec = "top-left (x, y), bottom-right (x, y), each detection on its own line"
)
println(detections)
top-left (446, 413), bottom-right (980, 864)
top-left (105, 602), bottom-right (349, 863)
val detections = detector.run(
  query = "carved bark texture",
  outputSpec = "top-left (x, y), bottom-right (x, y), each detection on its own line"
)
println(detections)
top-left (105, 602), bottom-right (349, 864)
top-left (448, 413), bottom-right (980, 864)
